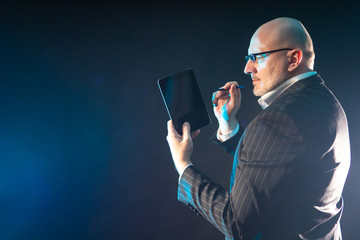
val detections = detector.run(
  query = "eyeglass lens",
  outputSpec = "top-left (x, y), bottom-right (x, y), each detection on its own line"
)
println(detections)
top-left (245, 54), bottom-right (256, 62)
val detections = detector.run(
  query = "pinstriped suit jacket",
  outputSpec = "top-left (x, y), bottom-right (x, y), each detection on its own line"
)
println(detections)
top-left (177, 75), bottom-right (350, 239)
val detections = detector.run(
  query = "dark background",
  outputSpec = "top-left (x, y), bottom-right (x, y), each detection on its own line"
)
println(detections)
top-left (0, 1), bottom-right (359, 239)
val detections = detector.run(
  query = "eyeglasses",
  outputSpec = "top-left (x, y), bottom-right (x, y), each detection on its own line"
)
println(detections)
top-left (245, 48), bottom-right (294, 63)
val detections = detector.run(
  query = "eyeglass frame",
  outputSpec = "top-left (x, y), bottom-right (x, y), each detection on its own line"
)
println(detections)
top-left (245, 48), bottom-right (294, 63)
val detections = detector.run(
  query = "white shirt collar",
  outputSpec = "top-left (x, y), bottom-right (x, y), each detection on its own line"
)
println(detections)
top-left (258, 71), bottom-right (317, 109)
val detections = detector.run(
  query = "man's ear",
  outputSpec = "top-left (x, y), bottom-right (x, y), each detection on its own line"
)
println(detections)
top-left (288, 49), bottom-right (303, 72)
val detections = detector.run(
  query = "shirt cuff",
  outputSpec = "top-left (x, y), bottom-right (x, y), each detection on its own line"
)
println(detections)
top-left (178, 163), bottom-right (193, 183)
top-left (217, 122), bottom-right (239, 142)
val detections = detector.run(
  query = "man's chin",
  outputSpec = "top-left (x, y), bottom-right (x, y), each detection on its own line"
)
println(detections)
top-left (253, 88), bottom-right (265, 97)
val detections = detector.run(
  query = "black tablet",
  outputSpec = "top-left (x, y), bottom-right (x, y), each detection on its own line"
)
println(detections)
top-left (158, 68), bottom-right (211, 135)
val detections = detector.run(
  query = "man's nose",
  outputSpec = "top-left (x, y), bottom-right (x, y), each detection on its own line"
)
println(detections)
top-left (244, 60), bottom-right (257, 75)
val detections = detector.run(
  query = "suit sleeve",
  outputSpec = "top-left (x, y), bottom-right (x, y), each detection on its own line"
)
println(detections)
top-left (177, 110), bottom-right (305, 239)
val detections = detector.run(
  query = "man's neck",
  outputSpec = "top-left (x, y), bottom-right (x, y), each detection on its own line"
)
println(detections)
top-left (258, 70), bottom-right (317, 109)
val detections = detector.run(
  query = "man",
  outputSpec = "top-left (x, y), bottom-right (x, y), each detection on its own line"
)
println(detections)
top-left (166, 17), bottom-right (350, 239)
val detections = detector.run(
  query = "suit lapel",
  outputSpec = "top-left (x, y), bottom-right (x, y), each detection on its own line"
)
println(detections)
top-left (229, 74), bottom-right (324, 192)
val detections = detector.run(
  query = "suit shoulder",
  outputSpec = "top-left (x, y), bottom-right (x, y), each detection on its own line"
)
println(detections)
top-left (269, 83), bottom-right (343, 123)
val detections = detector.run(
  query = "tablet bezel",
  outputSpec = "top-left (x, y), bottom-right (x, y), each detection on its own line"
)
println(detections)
top-left (157, 68), bottom-right (211, 135)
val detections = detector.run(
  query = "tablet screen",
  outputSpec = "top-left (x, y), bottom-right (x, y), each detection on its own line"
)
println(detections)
top-left (158, 69), bottom-right (211, 135)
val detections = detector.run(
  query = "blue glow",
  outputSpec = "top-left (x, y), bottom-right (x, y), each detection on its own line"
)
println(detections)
top-left (0, 141), bottom-right (49, 239)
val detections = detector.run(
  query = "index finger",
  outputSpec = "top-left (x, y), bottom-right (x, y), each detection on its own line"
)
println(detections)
top-left (223, 81), bottom-right (239, 89)
top-left (213, 81), bottom-right (239, 99)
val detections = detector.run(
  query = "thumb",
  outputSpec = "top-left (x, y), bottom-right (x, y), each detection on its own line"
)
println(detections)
top-left (167, 120), bottom-right (178, 137)
top-left (182, 122), bottom-right (191, 140)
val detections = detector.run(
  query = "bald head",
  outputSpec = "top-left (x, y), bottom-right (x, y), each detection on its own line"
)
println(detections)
top-left (251, 17), bottom-right (315, 69)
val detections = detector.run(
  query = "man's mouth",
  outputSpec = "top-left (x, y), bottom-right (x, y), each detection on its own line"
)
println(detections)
top-left (252, 77), bottom-right (260, 83)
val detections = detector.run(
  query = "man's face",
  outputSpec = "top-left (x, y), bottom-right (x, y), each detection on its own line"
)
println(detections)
top-left (244, 34), bottom-right (290, 97)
